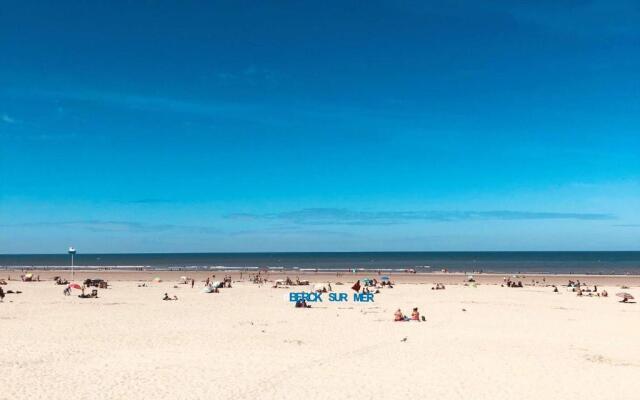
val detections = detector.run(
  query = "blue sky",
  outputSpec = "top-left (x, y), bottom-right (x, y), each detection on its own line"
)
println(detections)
top-left (1, 0), bottom-right (639, 252)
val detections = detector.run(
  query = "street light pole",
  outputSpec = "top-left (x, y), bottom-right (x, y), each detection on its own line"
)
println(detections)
top-left (68, 247), bottom-right (77, 281)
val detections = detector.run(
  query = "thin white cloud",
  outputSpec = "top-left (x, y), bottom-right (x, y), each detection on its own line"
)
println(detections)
top-left (1, 114), bottom-right (16, 124)
top-left (227, 208), bottom-right (616, 225)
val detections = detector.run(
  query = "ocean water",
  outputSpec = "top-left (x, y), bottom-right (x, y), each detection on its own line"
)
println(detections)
top-left (1, 252), bottom-right (639, 274)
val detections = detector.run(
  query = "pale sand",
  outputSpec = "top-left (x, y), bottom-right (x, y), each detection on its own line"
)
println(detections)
top-left (1, 275), bottom-right (639, 399)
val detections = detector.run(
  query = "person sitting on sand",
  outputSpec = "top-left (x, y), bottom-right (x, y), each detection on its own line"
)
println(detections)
top-left (63, 286), bottom-right (71, 296)
top-left (394, 309), bottom-right (405, 321)
top-left (601, 290), bottom-right (608, 297)
top-left (295, 299), bottom-right (310, 308)
top-left (163, 293), bottom-right (171, 301)
top-left (411, 307), bottom-right (420, 321)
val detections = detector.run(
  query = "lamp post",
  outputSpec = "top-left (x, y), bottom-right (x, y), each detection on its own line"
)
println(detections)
top-left (68, 247), bottom-right (77, 281)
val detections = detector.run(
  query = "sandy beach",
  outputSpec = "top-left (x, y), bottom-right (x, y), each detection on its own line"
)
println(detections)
top-left (1, 271), bottom-right (639, 400)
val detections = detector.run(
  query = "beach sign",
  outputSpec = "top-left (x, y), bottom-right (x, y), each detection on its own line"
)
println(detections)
top-left (288, 291), bottom-right (374, 303)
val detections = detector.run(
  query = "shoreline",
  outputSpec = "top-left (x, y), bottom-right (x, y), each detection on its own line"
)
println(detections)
top-left (4, 268), bottom-right (640, 286)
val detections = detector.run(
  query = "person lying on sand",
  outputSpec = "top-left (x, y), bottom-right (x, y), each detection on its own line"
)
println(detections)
top-left (163, 293), bottom-right (178, 301)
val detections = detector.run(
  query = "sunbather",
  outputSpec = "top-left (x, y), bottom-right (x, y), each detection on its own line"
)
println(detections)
top-left (295, 299), bottom-right (310, 308)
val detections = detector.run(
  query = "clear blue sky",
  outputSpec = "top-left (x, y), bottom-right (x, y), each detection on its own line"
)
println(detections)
top-left (1, 1), bottom-right (639, 253)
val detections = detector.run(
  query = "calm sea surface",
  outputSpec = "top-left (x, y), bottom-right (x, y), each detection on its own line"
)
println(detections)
top-left (1, 252), bottom-right (639, 274)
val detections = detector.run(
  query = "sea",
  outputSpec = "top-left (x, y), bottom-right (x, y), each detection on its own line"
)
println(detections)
top-left (1, 252), bottom-right (639, 274)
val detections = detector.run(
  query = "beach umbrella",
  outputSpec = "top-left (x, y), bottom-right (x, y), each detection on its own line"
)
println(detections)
top-left (314, 283), bottom-right (331, 292)
top-left (616, 293), bottom-right (634, 300)
top-left (69, 283), bottom-right (82, 289)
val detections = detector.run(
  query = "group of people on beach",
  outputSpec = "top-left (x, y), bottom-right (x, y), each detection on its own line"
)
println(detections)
top-left (503, 278), bottom-right (524, 288)
top-left (566, 280), bottom-right (607, 297)
top-left (0, 285), bottom-right (22, 302)
top-left (394, 307), bottom-right (424, 322)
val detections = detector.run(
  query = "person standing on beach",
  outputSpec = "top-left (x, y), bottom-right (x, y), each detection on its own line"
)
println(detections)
top-left (0, 286), bottom-right (4, 302)
top-left (191, 279), bottom-right (195, 289)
